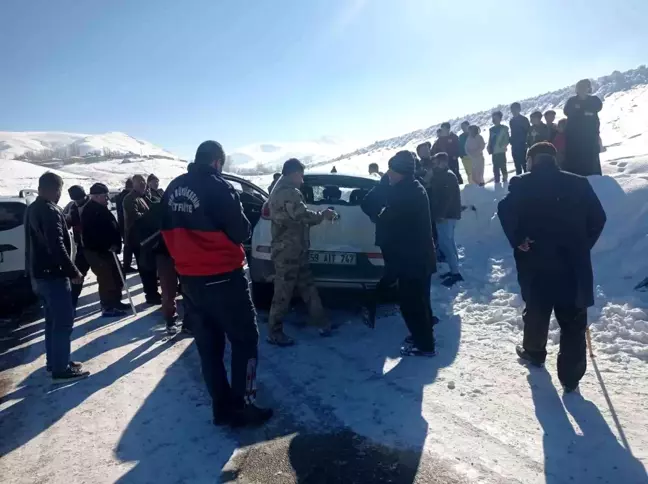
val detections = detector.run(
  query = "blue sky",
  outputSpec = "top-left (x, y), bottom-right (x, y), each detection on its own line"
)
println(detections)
top-left (1, 0), bottom-right (647, 158)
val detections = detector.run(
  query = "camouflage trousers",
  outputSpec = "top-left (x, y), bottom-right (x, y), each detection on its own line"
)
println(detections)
top-left (268, 254), bottom-right (327, 334)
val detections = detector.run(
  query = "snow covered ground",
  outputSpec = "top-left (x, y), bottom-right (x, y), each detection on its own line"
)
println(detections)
top-left (1, 66), bottom-right (648, 482)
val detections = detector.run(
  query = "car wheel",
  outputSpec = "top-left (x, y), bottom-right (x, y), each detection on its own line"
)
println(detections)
top-left (251, 282), bottom-right (273, 310)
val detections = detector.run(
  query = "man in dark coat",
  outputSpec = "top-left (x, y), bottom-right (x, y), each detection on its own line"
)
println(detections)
top-left (509, 102), bottom-right (530, 175)
top-left (25, 172), bottom-right (89, 382)
top-left (498, 142), bottom-right (606, 392)
top-left (123, 174), bottom-right (161, 304)
top-left (563, 79), bottom-right (603, 176)
top-left (364, 151), bottom-right (437, 357)
top-left (432, 122), bottom-right (464, 184)
top-left (65, 185), bottom-right (91, 308)
top-left (114, 178), bottom-right (135, 273)
top-left (81, 183), bottom-right (128, 317)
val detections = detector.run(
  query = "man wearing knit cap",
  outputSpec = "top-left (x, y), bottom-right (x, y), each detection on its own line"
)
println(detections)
top-left (367, 150), bottom-right (437, 356)
top-left (81, 183), bottom-right (129, 317)
top-left (65, 185), bottom-right (91, 308)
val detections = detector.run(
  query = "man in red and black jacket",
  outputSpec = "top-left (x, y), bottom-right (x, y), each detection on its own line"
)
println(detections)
top-left (161, 140), bottom-right (272, 428)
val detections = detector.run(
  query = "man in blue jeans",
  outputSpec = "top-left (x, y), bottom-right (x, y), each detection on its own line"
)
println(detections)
top-left (428, 153), bottom-right (463, 287)
top-left (25, 172), bottom-right (90, 382)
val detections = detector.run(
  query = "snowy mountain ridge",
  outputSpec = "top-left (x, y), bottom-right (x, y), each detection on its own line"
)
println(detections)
top-left (326, 65), bottom-right (648, 165)
top-left (0, 130), bottom-right (178, 161)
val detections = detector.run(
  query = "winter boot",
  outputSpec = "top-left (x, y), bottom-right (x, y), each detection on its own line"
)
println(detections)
top-left (47, 361), bottom-right (83, 373)
top-left (114, 301), bottom-right (131, 312)
top-left (516, 345), bottom-right (544, 368)
top-left (52, 365), bottom-right (91, 382)
top-left (562, 384), bottom-right (580, 394)
top-left (267, 331), bottom-right (295, 347)
top-left (102, 307), bottom-right (128, 318)
top-left (400, 343), bottom-right (436, 358)
top-left (229, 403), bottom-right (274, 428)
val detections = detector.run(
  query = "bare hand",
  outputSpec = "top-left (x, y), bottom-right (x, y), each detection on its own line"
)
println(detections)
top-left (322, 208), bottom-right (337, 220)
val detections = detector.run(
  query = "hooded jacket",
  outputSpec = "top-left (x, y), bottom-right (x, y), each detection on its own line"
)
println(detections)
top-left (161, 163), bottom-right (250, 276)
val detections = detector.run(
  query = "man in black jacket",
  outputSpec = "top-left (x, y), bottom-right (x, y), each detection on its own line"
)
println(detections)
top-left (563, 79), bottom-right (603, 176)
top-left (510, 102), bottom-right (530, 175)
top-left (161, 140), bottom-right (272, 428)
top-left (25, 172), bottom-right (90, 382)
top-left (115, 178), bottom-right (135, 273)
top-left (498, 142), bottom-right (606, 392)
top-left (65, 185), bottom-right (91, 308)
top-left (428, 153), bottom-right (463, 287)
top-left (367, 151), bottom-right (437, 357)
top-left (82, 183), bottom-right (128, 317)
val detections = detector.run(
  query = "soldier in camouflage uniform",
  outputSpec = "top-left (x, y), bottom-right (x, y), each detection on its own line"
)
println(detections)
top-left (267, 158), bottom-right (337, 346)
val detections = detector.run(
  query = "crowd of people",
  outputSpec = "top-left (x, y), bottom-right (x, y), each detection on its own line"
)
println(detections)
top-left (23, 79), bottom-right (607, 427)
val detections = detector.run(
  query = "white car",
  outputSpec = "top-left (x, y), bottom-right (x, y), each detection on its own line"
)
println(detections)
top-left (225, 173), bottom-right (384, 307)
top-left (0, 191), bottom-right (38, 312)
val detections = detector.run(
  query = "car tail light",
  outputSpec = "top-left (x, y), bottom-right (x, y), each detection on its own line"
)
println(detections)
top-left (366, 252), bottom-right (383, 259)
top-left (256, 245), bottom-right (271, 254)
top-left (261, 203), bottom-right (271, 219)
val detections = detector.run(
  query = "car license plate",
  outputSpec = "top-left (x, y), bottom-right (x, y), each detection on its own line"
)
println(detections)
top-left (309, 251), bottom-right (356, 265)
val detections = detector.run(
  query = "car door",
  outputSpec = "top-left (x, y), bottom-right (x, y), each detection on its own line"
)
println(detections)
top-left (0, 201), bottom-right (27, 280)
top-left (222, 174), bottom-right (268, 254)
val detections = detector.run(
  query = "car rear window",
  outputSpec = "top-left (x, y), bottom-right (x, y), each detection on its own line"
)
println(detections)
top-left (0, 202), bottom-right (26, 232)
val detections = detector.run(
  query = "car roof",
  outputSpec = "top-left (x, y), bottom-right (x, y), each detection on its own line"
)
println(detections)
top-left (303, 173), bottom-right (378, 187)
top-left (0, 196), bottom-right (30, 204)
top-left (222, 173), bottom-right (269, 196)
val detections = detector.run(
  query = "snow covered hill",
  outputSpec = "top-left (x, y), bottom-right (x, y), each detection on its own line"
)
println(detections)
top-left (226, 137), bottom-right (360, 175)
top-left (325, 65), bottom-right (648, 169)
top-left (0, 131), bottom-right (176, 161)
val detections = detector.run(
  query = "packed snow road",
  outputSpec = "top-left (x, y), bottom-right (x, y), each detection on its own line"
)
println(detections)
top-left (1, 264), bottom-right (647, 483)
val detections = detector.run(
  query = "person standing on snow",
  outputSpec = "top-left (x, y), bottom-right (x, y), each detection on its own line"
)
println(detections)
top-left (373, 151), bottom-right (437, 356)
top-left (553, 119), bottom-right (568, 166)
top-left (563, 79), bottom-right (603, 176)
top-left (509, 102), bottom-right (530, 175)
top-left (81, 183), bottom-right (129, 318)
top-left (123, 175), bottom-right (161, 305)
top-left (527, 111), bottom-right (551, 147)
top-left (488, 111), bottom-right (510, 184)
top-left (161, 140), bottom-right (273, 427)
top-left (428, 153), bottom-right (463, 287)
top-left (115, 178), bottom-right (136, 274)
top-left (458, 121), bottom-right (473, 184)
top-left (65, 185), bottom-right (91, 308)
top-left (267, 159), bottom-right (337, 346)
top-left (464, 125), bottom-right (486, 186)
top-left (498, 142), bottom-right (606, 392)
top-left (432, 122), bottom-right (464, 184)
top-left (544, 110), bottom-right (558, 142)
top-left (25, 172), bottom-right (89, 382)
